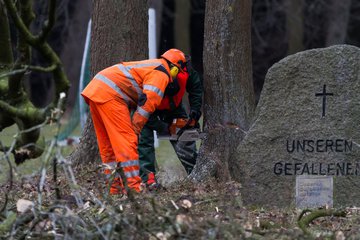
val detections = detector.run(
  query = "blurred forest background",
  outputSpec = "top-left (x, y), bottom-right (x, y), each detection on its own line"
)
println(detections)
top-left (2, 0), bottom-right (360, 179)
top-left (1, 1), bottom-right (360, 238)
top-left (22, 0), bottom-right (360, 116)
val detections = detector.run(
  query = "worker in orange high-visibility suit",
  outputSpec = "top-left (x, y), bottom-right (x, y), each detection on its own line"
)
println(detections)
top-left (139, 55), bottom-right (203, 189)
top-left (81, 49), bottom-right (186, 194)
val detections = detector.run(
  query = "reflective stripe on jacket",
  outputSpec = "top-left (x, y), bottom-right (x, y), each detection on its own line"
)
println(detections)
top-left (81, 58), bottom-right (172, 134)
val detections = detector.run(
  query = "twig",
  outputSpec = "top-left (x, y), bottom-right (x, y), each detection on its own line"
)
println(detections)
top-left (36, 0), bottom-right (57, 42)
top-left (116, 166), bottom-right (141, 210)
top-left (171, 200), bottom-right (179, 210)
top-left (60, 158), bottom-right (84, 207)
top-left (0, 64), bottom-right (57, 79)
top-left (38, 93), bottom-right (66, 207)
top-left (25, 64), bottom-right (57, 72)
top-left (53, 157), bottom-right (61, 200)
top-left (3, 0), bottom-right (37, 45)
top-left (0, 68), bottom-right (27, 79)
top-left (0, 140), bottom-right (15, 213)
top-left (88, 217), bottom-right (107, 240)
top-left (194, 198), bottom-right (219, 205)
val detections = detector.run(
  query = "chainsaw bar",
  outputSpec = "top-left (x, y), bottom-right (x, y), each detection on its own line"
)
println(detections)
top-left (157, 129), bottom-right (205, 141)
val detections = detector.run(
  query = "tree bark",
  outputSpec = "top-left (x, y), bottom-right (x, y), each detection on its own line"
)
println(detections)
top-left (190, 0), bottom-right (205, 75)
top-left (0, 0), bottom-right (13, 68)
top-left (0, 0), bottom-right (14, 131)
top-left (286, 0), bottom-right (304, 54)
top-left (60, 0), bottom-right (91, 111)
top-left (325, 0), bottom-right (351, 46)
top-left (189, 0), bottom-right (255, 181)
top-left (175, 0), bottom-right (191, 53)
top-left (1, 0), bottom-right (70, 163)
top-left (69, 0), bottom-right (148, 165)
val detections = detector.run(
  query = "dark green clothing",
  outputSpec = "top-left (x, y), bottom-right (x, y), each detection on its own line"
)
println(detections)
top-left (138, 105), bottom-right (198, 182)
top-left (186, 68), bottom-right (202, 113)
top-left (139, 69), bottom-right (203, 183)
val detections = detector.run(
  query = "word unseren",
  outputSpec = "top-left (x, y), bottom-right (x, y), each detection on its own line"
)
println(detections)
top-left (286, 139), bottom-right (352, 153)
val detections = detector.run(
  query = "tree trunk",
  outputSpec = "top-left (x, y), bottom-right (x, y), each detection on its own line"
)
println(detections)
top-left (175, 0), bottom-right (191, 53)
top-left (286, 0), bottom-right (304, 55)
top-left (190, 0), bottom-right (205, 75)
top-left (303, 1), bottom-right (327, 49)
top-left (189, 0), bottom-right (255, 181)
top-left (60, 0), bottom-right (91, 111)
top-left (325, 0), bottom-right (351, 46)
top-left (0, 0), bottom-right (14, 130)
top-left (69, 0), bottom-right (148, 165)
top-left (0, 0), bottom-right (13, 67)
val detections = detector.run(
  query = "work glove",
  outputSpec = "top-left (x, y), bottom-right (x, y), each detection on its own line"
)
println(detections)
top-left (189, 109), bottom-right (202, 122)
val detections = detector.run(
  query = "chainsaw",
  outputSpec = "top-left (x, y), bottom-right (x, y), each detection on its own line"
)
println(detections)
top-left (157, 118), bottom-right (205, 141)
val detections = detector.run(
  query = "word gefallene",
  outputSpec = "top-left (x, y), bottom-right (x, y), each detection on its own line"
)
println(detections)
top-left (274, 162), bottom-right (360, 176)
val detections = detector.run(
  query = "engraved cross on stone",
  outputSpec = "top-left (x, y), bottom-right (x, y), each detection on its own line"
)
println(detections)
top-left (315, 84), bottom-right (334, 117)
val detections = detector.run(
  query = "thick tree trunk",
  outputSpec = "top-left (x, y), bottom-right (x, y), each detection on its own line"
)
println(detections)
top-left (69, 0), bottom-right (148, 165)
top-left (189, 0), bottom-right (255, 181)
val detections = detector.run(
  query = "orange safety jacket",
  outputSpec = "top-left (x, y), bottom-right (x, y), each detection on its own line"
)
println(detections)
top-left (81, 59), bottom-right (172, 134)
top-left (157, 68), bottom-right (189, 110)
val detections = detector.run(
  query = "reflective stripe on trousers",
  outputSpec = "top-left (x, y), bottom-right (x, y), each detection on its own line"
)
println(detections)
top-left (89, 99), bottom-right (142, 193)
top-left (104, 169), bottom-right (140, 179)
top-left (103, 160), bottom-right (140, 169)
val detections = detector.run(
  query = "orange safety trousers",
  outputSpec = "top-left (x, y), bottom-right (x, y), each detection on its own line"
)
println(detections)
top-left (88, 99), bottom-right (141, 194)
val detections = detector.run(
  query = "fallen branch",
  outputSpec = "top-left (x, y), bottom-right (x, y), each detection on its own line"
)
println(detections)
top-left (298, 208), bottom-right (347, 235)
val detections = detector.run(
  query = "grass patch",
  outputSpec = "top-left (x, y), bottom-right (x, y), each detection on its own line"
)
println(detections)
top-left (0, 121), bottom-right (201, 185)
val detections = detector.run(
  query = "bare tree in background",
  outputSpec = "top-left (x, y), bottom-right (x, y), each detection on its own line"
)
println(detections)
top-left (68, 0), bottom-right (148, 165)
top-left (251, 0), bottom-right (358, 102)
top-left (189, 0), bottom-right (255, 181)
top-left (27, 0), bottom-right (91, 108)
top-left (0, 0), bottom-right (70, 163)
top-left (59, 1), bottom-right (91, 110)
top-left (251, 0), bottom-right (288, 102)
top-left (286, 0), bottom-right (305, 54)
top-left (325, 0), bottom-right (352, 46)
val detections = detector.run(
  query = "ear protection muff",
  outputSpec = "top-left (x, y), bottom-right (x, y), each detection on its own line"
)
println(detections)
top-left (170, 65), bottom-right (179, 79)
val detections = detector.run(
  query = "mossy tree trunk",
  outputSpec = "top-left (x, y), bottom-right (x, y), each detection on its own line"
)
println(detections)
top-left (0, 0), bottom-right (70, 163)
top-left (69, 0), bottom-right (148, 165)
top-left (0, 0), bottom-right (14, 130)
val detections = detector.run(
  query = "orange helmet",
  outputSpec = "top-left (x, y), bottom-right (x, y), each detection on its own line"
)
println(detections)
top-left (161, 49), bottom-right (186, 70)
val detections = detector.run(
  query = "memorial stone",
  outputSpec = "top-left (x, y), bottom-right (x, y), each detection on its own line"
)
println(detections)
top-left (230, 45), bottom-right (360, 207)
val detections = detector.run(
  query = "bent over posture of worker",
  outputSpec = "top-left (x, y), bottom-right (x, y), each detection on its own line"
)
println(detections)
top-left (139, 54), bottom-right (203, 189)
top-left (81, 49), bottom-right (186, 194)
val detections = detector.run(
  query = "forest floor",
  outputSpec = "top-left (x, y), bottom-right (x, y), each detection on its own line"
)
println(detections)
top-left (1, 126), bottom-right (360, 239)
top-left (1, 160), bottom-right (360, 240)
